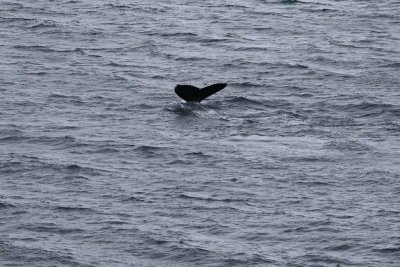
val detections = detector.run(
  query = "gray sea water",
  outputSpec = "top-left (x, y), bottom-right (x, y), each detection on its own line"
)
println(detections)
top-left (1, 0), bottom-right (400, 266)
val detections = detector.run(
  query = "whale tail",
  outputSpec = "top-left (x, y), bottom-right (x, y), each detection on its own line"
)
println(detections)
top-left (175, 83), bottom-right (227, 102)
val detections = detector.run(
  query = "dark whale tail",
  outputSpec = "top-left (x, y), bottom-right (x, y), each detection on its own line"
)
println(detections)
top-left (174, 83), bottom-right (227, 102)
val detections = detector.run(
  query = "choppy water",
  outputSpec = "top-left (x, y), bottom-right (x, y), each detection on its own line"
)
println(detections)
top-left (1, 0), bottom-right (400, 266)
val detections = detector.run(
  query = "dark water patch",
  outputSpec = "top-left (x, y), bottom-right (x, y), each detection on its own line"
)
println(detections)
top-left (47, 124), bottom-right (80, 130)
top-left (195, 37), bottom-right (231, 44)
top-left (228, 81), bottom-right (264, 89)
top-left (0, 202), bottom-right (16, 209)
top-left (1, 156), bottom-right (104, 177)
top-left (174, 55), bottom-right (206, 62)
top-left (339, 102), bottom-right (397, 117)
top-left (0, 129), bottom-right (24, 142)
top-left (166, 159), bottom-right (194, 165)
top-left (64, 174), bottom-right (90, 181)
top-left (121, 196), bottom-right (147, 203)
top-left (160, 32), bottom-right (197, 38)
top-left (13, 45), bottom-right (83, 54)
top-left (85, 147), bottom-right (120, 154)
top-left (223, 255), bottom-right (275, 266)
top-left (179, 192), bottom-right (247, 203)
top-left (293, 93), bottom-right (314, 98)
top-left (234, 45), bottom-right (270, 52)
top-left (106, 61), bottom-right (138, 68)
top-left (301, 8), bottom-right (338, 13)
top-left (373, 247), bottom-right (400, 254)
top-left (310, 115), bottom-right (359, 127)
top-left (49, 93), bottom-right (84, 102)
top-left (284, 155), bottom-right (335, 163)
top-left (103, 3), bottom-right (133, 10)
top-left (384, 122), bottom-right (400, 133)
top-left (27, 20), bottom-right (58, 29)
top-left (376, 209), bottom-right (400, 216)
top-left (284, 63), bottom-right (309, 69)
top-left (0, 241), bottom-right (90, 267)
top-left (381, 62), bottom-right (400, 68)
top-left (280, 0), bottom-right (299, 4)
top-left (2, 2), bottom-right (25, 7)
top-left (226, 96), bottom-right (265, 106)
top-left (1, 17), bottom-right (36, 23)
top-left (25, 135), bottom-right (88, 148)
top-left (162, 245), bottom-right (214, 262)
top-left (228, 135), bottom-right (275, 143)
top-left (184, 152), bottom-right (212, 158)
top-left (222, 60), bottom-right (251, 69)
top-left (65, 164), bottom-right (89, 172)
top-left (295, 180), bottom-right (335, 187)
top-left (105, 220), bottom-right (128, 225)
top-left (298, 253), bottom-right (357, 266)
top-left (18, 222), bottom-right (84, 234)
top-left (134, 145), bottom-right (171, 158)
top-left (25, 71), bottom-right (48, 76)
top-left (135, 145), bottom-right (166, 153)
top-left (325, 139), bottom-right (372, 152)
top-left (55, 206), bottom-right (95, 213)
top-left (133, 103), bottom-right (158, 109)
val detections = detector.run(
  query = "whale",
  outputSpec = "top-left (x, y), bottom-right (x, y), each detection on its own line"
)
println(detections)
top-left (174, 83), bottom-right (227, 102)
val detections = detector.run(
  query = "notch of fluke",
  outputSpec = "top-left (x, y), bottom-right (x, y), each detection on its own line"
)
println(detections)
top-left (174, 83), bottom-right (227, 102)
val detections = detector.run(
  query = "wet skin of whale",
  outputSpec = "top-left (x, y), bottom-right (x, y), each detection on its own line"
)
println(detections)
top-left (174, 83), bottom-right (227, 102)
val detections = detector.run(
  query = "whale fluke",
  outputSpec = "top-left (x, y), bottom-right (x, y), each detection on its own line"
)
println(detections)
top-left (174, 83), bottom-right (227, 102)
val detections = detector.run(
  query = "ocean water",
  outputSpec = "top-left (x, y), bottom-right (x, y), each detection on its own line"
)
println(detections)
top-left (1, 0), bottom-right (399, 266)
